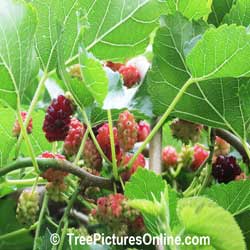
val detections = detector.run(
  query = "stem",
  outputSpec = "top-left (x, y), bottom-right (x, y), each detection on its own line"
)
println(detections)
top-left (81, 109), bottom-right (112, 164)
top-left (107, 110), bottom-right (118, 180)
top-left (0, 158), bottom-right (114, 190)
top-left (33, 193), bottom-right (49, 250)
top-left (31, 175), bottom-right (40, 194)
top-left (170, 164), bottom-right (184, 178)
top-left (15, 72), bottom-right (48, 157)
top-left (16, 103), bottom-right (40, 173)
top-left (74, 129), bottom-right (89, 165)
top-left (128, 77), bottom-right (194, 169)
top-left (52, 142), bottom-right (57, 154)
top-left (0, 222), bottom-right (38, 241)
top-left (46, 216), bottom-right (59, 228)
top-left (55, 185), bottom-right (82, 250)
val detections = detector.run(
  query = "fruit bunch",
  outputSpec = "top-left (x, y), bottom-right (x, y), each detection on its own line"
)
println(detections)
top-left (16, 190), bottom-right (39, 228)
top-left (120, 153), bottom-right (146, 182)
top-left (96, 123), bottom-right (122, 162)
top-left (117, 110), bottom-right (138, 152)
top-left (214, 136), bottom-right (231, 157)
top-left (64, 118), bottom-right (86, 156)
top-left (162, 146), bottom-right (178, 169)
top-left (39, 152), bottom-right (68, 202)
top-left (191, 145), bottom-right (209, 170)
top-left (43, 95), bottom-right (75, 142)
top-left (106, 61), bottom-right (141, 88)
top-left (170, 119), bottom-right (203, 144)
top-left (12, 111), bottom-right (33, 137)
top-left (91, 193), bottom-right (145, 236)
top-left (212, 155), bottom-right (242, 183)
top-left (83, 139), bottom-right (102, 171)
top-left (162, 144), bottom-right (209, 170)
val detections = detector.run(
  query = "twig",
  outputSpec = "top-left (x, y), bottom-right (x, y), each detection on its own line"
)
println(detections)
top-left (0, 158), bottom-right (114, 190)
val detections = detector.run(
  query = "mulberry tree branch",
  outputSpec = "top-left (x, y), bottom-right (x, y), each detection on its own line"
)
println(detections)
top-left (0, 158), bottom-right (114, 190)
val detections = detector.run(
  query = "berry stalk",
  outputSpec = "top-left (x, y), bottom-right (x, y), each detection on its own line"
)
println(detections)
top-left (107, 109), bottom-right (119, 180)
top-left (81, 109), bottom-right (112, 165)
top-left (128, 77), bottom-right (195, 170)
top-left (16, 103), bottom-right (40, 174)
top-left (33, 192), bottom-right (49, 250)
top-left (53, 185), bottom-right (82, 250)
top-left (74, 128), bottom-right (89, 165)
top-left (15, 72), bottom-right (49, 157)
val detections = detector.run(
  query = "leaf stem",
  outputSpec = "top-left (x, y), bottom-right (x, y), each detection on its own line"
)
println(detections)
top-left (128, 77), bottom-right (195, 169)
top-left (107, 110), bottom-right (118, 180)
top-left (33, 192), bottom-right (49, 250)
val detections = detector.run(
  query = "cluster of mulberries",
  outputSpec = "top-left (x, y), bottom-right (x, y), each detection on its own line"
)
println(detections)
top-left (162, 144), bottom-right (209, 171)
top-left (120, 153), bottom-right (146, 182)
top-left (16, 190), bottom-right (39, 228)
top-left (212, 156), bottom-right (242, 183)
top-left (106, 61), bottom-right (141, 88)
top-left (91, 193), bottom-right (145, 236)
top-left (12, 111), bottom-right (33, 137)
top-left (63, 118), bottom-right (86, 156)
top-left (43, 95), bottom-right (75, 142)
top-left (95, 110), bottom-right (149, 180)
top-left (39, 152), bottom-right (68, 202)
top-left (170, 119), bottom-right (203, 144)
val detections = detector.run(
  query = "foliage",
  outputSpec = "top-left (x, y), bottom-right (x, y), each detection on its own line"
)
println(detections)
top-left (0, 0), bottom-right (250, 250)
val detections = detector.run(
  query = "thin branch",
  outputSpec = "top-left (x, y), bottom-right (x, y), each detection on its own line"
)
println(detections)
top-left (0, 158), bottom-right (114, 190)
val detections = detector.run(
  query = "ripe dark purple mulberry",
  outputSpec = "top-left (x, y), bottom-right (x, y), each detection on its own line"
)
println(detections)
top-left (43, 95), bottom-right (75, 142)
top-left (212, 156), bottom-right (242, 183)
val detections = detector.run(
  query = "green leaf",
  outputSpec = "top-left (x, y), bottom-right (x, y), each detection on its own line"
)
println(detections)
top-left (236, 211), bottom-right (250, 250)
top-left (223, 0), bottom-right (250, 26)
top-left (57, 35), bottom-right (94, 109)
top-left (148, 13), bottom-right (250, 141)
top-left (0, 198), bottom-right (33, 250)
top-left (203, 180), bottom-right (250, 216)
top-left (167, 0), bottom-right (212, 20)
top-left (125, 168), bottom-right (179, 234)
top-left (208, 0), bottom-right (235, 26)
top-left (31, 0), bottom-right (83, 72)
top-left (83, 0), bottom-right (167, 61)
top-left (0, 0), bottom-right (38, 108)
top-left (186, 25), bottom-right (250, 79)
top-left (129, 76), bottom-right (154, 117)
top-left (177, 197), bottom-right (246, 250)
top-left (128, 199), bottom-right (161, 217)
top-left (0, 108), bottom-right (16, 167)
top-left (125, 168), bottom-right (166, 201)
top-left (80, 52), bottom-right (108, 106)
